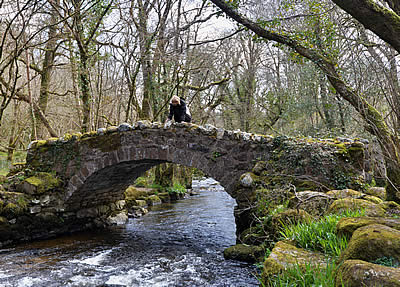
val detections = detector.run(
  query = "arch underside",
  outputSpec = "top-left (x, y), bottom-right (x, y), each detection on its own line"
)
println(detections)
top-left (66, 159), bottom-right (166, 210)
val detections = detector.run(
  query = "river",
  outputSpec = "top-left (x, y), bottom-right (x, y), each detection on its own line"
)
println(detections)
top-left (0, 178), bottom-right (259, 287)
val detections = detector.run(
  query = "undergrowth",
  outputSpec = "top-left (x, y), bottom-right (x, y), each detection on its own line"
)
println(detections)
top-left (279, 209), bottom-right (365, 257)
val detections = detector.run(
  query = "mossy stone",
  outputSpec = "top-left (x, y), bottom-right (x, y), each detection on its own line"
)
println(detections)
top-left (146, 195), bottom-right (162, 206)
top-left (252, 161), bottom-right (266, 175)
top-left (23, 172), bottom-right (62, 194)
top-left (328, 198), bottom-right (385, 217)
top-left (336, 259), bottom-right (400, 287)
top-left (326, 189), bottom-right (363, 199)
top-left (336, 216), bottom-right (400, 238)
top-left (124, 186), bottom-right (150, 201)
top-left (288, 191), bottom-right (334, 216)
top-left (340, 224), bottom-right (400, 263)
top-left (2, 202), bottom-right (25, 218)
top-left (0, 216), bottom-right (8, 225)
top-left (223, 244), bottom-right (264, 263)
top-left (261, 241), bottom-right (328, 283)
top-left (364, 195), bottom-right (383, 204)
top-left (365, 186), bottom-right (386, 200)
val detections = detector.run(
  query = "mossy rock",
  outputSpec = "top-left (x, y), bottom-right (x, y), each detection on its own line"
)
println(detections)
top-left (365, 186), bottom-right (386, 200)
top-left (337, 216), bottom-right (400, 238)
top-left (252, 161), bottom-right (266, 175)
top-left (2, 202), bottom-right (26, 218)
top-left (326, 189), bottom-right (363, 199)
top-left (379, 201), bottom-right (400, 217)
top-left (288, 191), bottom-right (334, 216)
top-left (135, 200), bottom-right (147, 207)
top-left (157, 192), bottom-right (171, 203)
top-left (22, 172), bottom-right (62, 195)
top-left (124, 186), bottom-right (150, 201)
top-left (223, 244), bottom-right (264, 263)
top-left (271, 209), bottom-right (313, 234)
top-left (336, 259), bottom-right (400, 287)
top-left (340, 224), bottom-right (400, 263)
top-left (327, 198), bottom-right (385, 217)
top-left (363, 195), bottom-right (383, 204)
top-left (0, 216), bottom-right (8, 225)
top-left (146, 195), bottom-right (162, 206)
top-left (261, 241), bottom-right (328, 283)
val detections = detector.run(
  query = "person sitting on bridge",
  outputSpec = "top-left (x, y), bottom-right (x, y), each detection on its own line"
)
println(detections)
top-left (166, 95), bottom-right (192, 123)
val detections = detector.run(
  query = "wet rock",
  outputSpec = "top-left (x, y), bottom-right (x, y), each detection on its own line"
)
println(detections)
top-left (340, 224), bottom-right (400, 263)
top-left (107, 212), bottom-right (128, 225)
top-left (223, 244), bottom-right (264, 263)
top-left (146, 195), bottom-right (162, 206)
top-left (336, 259), bottom-right (400, 287)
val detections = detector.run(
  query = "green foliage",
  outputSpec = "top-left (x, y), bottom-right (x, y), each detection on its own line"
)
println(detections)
top-left (280, 210), bottom-right (365, 257)
top-left (0, 151), bottom-right (27, 176)
top-left (134, 176), bottom-right (151, 187)
top-left (372, 256), bottom-right (400, 268)
top-left (167, 183), bottom-right (186, 195)
top-left (265, 261), bottom-right (342, 287)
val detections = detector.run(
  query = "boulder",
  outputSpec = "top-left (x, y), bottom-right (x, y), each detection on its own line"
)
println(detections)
top-left (107, 212), bottom-right (128, 225)
top-left (337, 217), bottom-right (400, 238)
top-left (365, 186), bottom-right (386, 200)
top-left (336, 259), bottom-right (400, 287)
top-left (262, 241), bottom-right (328, 281)
top-left (326, 189), bottom-right (363, 199)
top-left (223, 244), bottom-right (264, 263)
top-left (340, 224), bottom-right (400, 263)
top-left (146, 195), bottom-right (162, 206)
top-left (327, 198), bottom-right (385, 217)
top-left (288, 191), bottom-right (334, 216)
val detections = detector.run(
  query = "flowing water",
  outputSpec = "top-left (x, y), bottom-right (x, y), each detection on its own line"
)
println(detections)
top-left (0, 178), bottom-right (259, 287)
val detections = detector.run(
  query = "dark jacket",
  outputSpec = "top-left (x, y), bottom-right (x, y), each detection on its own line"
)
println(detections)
top-left (168, 98), bottom-right (191, 123)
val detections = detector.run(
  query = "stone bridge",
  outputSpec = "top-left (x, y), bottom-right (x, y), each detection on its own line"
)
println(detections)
top-left (0, 121), bottom-right (371, 246)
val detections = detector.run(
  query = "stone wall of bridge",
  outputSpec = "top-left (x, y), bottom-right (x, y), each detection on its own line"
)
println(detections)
top-left (0, 121), bottom-right (371, 246)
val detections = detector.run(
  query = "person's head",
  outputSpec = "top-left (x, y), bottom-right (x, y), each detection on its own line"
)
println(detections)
top-left (171, 96), bottom-right (180, 106)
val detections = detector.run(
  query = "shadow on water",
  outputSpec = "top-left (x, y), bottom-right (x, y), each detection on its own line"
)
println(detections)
top-left (0, 178), bottom-right (259, 287)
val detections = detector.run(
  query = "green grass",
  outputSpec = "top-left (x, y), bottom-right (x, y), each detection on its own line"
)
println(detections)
top-left (279, 209), bottom-right (365, 257)
top-left (262, 261), bottom-right (343, 287)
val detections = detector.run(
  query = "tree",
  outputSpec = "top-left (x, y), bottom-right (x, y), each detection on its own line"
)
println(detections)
top-left (208, 0), bottom-right (400, 202)
top-left (55, 0), bottom-right (113, 133)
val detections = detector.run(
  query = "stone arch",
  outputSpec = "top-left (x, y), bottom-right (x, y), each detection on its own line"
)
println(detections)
top-left (26, 122), bottom-right (266, 213)
top-left (63, 125), bottom-right (259, 211)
